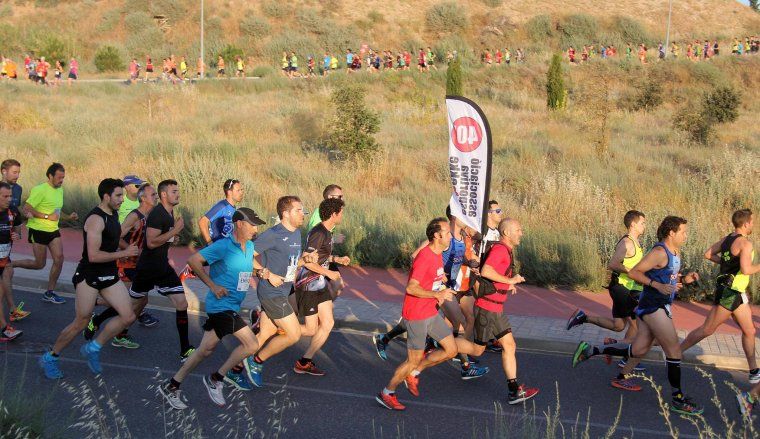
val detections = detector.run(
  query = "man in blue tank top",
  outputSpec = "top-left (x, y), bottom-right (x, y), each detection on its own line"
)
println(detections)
top-left (571, 216), bottom-right (704, 416)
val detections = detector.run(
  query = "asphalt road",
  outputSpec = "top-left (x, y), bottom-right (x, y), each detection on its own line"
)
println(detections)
top-left (1, 288), bottom-right (756, 438)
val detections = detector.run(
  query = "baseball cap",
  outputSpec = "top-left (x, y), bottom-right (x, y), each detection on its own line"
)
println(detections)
top-left (123, 175), bottom-right (145, 185)
top-left (232, 207), bottom-right (266, 226)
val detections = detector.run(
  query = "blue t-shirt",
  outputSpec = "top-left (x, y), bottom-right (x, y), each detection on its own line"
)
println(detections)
top-left (199, 235), bottom-right (255, 313)
top-left (10, 184), bottom-right (22, 209)
top-left (204, 199), bottom-right (236, 242)
top-left (346, 53), bottom-right (354, 64)
top-left (324, 56), bottom-right (330, 68)
top-left (254, 223), bottom-right (302, 298)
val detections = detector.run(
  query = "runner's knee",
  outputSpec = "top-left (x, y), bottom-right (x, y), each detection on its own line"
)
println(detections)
top-left (612, 321), bottom-right (626, 332)
top-left (744, 325), bottom-right (756, 338)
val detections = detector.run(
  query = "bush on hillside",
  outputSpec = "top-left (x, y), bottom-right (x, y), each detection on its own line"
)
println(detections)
top-left (434, 34), bottom-right (474, 65)
top-left (546, 54), bottom-right (566, 110)
top-left (327, 85), bottom-right (381, 160)
top-left (124, 11), bottom-right (153, 33)
top-left (633, 78), bottom-right (663, 111)
top-left (239, 14), bottom-right (270, 39)
top-left (446, 57), bottom-right (463, 96)
top-left (150, 0), bottom-right (186, 22)
top-left (94, 45), bottom-right (125, 72)
top-left (611, 16), bottom-right (652, 45)
top-left (261, 0), bottom-right (290, 19)
top-left (702, 85), bottom-right (740, 124)
top-left (558, 14), bottom-right (598, 48)
top-left (96, 8), bottom-right (121, 32)
top-left (425, 1), bottom-right (468, 35)
top-left (33, 34), bottom-right (67, 63)
top-left (525, 14), bottom-right (553, 42)
top-left (673, 107), bottom-right (712, 145)
top-left (218, 44), bottom-right (244, 67)
top-left (264, 33), bottom-right (320, 61)
top-left (482, 0), bottom-right (503, 7)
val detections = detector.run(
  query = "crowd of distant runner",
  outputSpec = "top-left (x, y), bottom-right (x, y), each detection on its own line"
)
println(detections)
top-left (0, 158), bottom-right (758, 419)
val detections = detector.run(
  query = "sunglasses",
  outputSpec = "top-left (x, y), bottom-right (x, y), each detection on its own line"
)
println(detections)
top-left (489, 208), bottom-right (502, 214)
top-left (329, 194), bottom-right (343, 200)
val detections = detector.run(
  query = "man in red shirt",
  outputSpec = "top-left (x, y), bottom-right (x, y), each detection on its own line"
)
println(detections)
top-left (467, 218), bottom-right (539, 405)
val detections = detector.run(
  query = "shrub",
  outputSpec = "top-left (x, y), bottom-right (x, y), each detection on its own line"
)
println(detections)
top-left (218, 44), bottom-right (244, 66)
top-left (124, 11), bottom-right (154, 33)
top-left (97, 8), bottom-right (122, 33)
top-left (611, 16), bottom-right (652, 45)
top-left (558, 14), bottom-right (598, 48)
top-left (239, 14), bottom-right (271, 38)
top-left (261, 0), bottom-right (290, 18)
top-left (0, 4), bottom-right (12, 18)
top-left (367, 10), bottom-right (384, 23)
top-left (482, 0), bottom-right (503, 6)
top-left (546, 54), bottom-right (566, 110)
top-left (33, 34), bottom-right (67, 63)
top-left (327, 85), bottom-right (381, 160)
top-left (446, 57), bottom-right (463, 96)
top-left (524, 14), bottom-right (553, 42)
top-left (673, 107), bottom-right (712, 144)
top-left (702, 85), bottom-right (740, 123)
top-left (633, 78), bottom-right (663, 111)
top-left (150, 0), bottom-right (186, 22)
top-left (263, 33), bottom-right (320, 60)
top-left (251, 65), bottom-right (273, 78)
top-left (425, 1), bottom-right (468, 35)
top-left (93, 45), bottom-right (125, 72)
top-left (434, 34), bottom-right (474, 65)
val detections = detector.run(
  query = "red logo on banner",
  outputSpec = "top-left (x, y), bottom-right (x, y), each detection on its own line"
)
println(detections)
top-left (451, 117), bottom-right (483, 152)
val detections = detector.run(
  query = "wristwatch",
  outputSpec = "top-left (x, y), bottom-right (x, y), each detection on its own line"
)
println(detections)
top-left (44, 214), bottom-right (49, 219)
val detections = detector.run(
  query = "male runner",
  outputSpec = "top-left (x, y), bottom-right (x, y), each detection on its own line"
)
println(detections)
top-left (375, 218), bottom-right (486, 411)
top-left (305, 184), bottom-right (346, 300)
top-left (84, 183), bottom-right (159, 348)
top-left (198, 179), bottom-right (244, 245)
top-left (572, 216), bottom-right (703, 416)
top-left (129, 179), bottom-right (195, 362)
top-left (680, 209), bottom-right (759, 384)
top-left (0, 159), bottom-right (29, 321)
top-left (567, 210), bottom-right (646, 375)
top-left (39, 179), bottom-right (138, 378)
top-left (292, 198), bottom-right (350, 376)
top-left (118, 175), bottom-right (145, 223)
top-left (14, 163), bottom-right (78, 304)
top-left (159, 208), bottom-right (266, 409)
top-left (0, 182), bottom-right (23, 341)
top-left (242, 196), bottom-right (317, 387)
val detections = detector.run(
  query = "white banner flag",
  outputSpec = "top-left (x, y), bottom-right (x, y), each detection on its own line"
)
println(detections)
top-left (446, 96), bottom-right (493, 235)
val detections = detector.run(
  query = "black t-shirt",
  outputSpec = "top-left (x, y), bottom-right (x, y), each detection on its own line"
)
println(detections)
top-left (0, 206), bottom-right (22, 266)
top-left (81, 207), bottom-right (121, 270)
top-left (137, 204), bottom-right (174, 269)
top-left (294, 223), bottom-right (333, 291)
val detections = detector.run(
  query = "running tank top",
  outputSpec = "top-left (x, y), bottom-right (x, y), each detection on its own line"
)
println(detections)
top-left (81, 207), bottom-right (121, 270)
top-left (638, 242), bottom-right (681, 310)
top-left (442, 236), bottom-right (465, 291)
top-left (718, 233), bottom-right (753, 293)
top-left (118, 210), bottom-right (146, 269)
top-left (616, 235), bottom-right (643, 291)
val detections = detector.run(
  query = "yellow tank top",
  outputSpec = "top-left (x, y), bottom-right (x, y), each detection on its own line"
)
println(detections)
top-left (617, 236), bottom-right (643, 291)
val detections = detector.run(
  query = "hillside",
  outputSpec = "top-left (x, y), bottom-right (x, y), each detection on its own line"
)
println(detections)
top-left (1, 0), bottom-right (758, 70)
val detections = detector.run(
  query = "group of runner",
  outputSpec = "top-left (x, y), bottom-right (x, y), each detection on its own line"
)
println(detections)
top-left (0, 55), bottom-right (78, 85)
top-left (567, 37), bottom-right (760, 64)
top-left (0, 158), bottom-right (758, 418)
top-left (480, 48), bottom-right (527, 66)
top-left (281, 47), bottom-right (452, 78)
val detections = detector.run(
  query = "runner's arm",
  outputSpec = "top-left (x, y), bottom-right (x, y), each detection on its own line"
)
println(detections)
top-left (22, 202), bottom-right (48, 220)
top-left (84, 215), bottom-right (134, 262)
top-left (739, 240), bottom-right (760, 276)
top-left (410, 240), bottom-right (428, 261)
top-left (187, 252), bottom-right (217, 290)
top-left (405, 278), bottom-right (450, 299)
top-left (607, 238), bottom-right (632, 273)
top-left (145, 226), bottom-right (179, 249)
top-left (628, 247), bottom-right (670, 294)
top-left (480, 263), bottom-right (523, 285)
top-left (703, 239), bottom-right (723, 264)
top-left (197, 216), bottom-right (212, 244)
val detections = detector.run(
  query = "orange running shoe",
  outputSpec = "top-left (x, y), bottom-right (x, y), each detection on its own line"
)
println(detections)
top-left (404, 374), bottom-right (420, 397)
top-left (375, 392), bottom-right (406, 411)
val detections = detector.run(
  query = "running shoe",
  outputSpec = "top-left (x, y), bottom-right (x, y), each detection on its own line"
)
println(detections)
top-left (41, 290), bottom-right (66, 304)
top-left (9, 302), bottom-right (30, 322)
top-left (404, 375), bottom-right (420, 397)
top-left (485, 340), bottom-right (503, 353)
top-left (452, 356), bottom-right (480, 365)
top-left (376, 392), bottom-right (406, 411)
top-left (83, 314), bottom-right (98, 341)
top-left (179, 347), bottom-right (196, 363)
top-left (111, 335), bottom-right (140, 349)
top-left (243, 357), bottom-right (263, 388)
top-left (372, 334), bottom-right (388, 361)
top-left (572, 341), bottom-right (593, 368)
top-left (461, 364), bottom-right (490, 380)
top-left (159, 382), bottom-right (188, 410)
top-left (39, 352), bottom-right (63, 379)
top-left (749, 369), bottom-right (760, 384)
top-left (508, 385), bottom-right (539, 405)
top-left (138, 312), bottom-right (159, 327)
top-left (224, 370), bottom-right (252, 391)
top-left (736, 391), bottom-right (756, 417)
top-left (669, 395), bottom-right (704, 416)
top-left (618, 359), bottom-right (646, 372)
top-left (294, 359), bottom-right (325, 376)
top-left (566, 308), bottom-right (586, 330)
top-left (1, 325), bottom-right (22, 341)
top-left (203, 375), bottom-right (226, 407)
top-left (80, 342), bottom-right (102, 375)
top-left (249, 307), bottom-right (261, 334)
top-left (611, 377), bottom-right (642, 391)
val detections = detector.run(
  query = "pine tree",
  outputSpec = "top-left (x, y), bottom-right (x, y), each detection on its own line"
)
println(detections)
top-left (546, 54), bottom-right (566, 110)
top-left (446, 57), bottom-right (463, 96)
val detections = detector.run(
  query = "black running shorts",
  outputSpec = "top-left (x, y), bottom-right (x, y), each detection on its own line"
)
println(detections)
top-left (202, 310), bottom-right (248, 339)
top-left (609, 282), bottom-right (640, 319)
top-left (474, 306), bottom-right (512, 345)
top-left (295, 286), bottom-right (332, 317)
top-left (28, 229), bottom-right (61, 246)
top-left (72, 264), bottom-right (121, 290)
top-left (713, 285), bottom-right (748, 312)
top-left (129, 265), bottom-right (184, 298)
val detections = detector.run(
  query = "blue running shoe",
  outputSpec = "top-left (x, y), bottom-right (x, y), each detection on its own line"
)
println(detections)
top-left (618, 359), bottom-right (647, 372)
top-left (224, 370), bottom-right (253, 391)
top-left (39, 352), bottom-right (63, 379)
top-left (41, 291), bottom-right (66, 304)
top-left (138, 312), bottom-right (159, 327)
top-left (80, 342), bottom-right (102, 375)
top-left (372, 334), bottom-right (388, 361)
top-left (566, 308), bottom-right (587, 330)
top-left (461, 364), bottom-right (490, 380)
top-left (243, 357), bottom-right (263, 388)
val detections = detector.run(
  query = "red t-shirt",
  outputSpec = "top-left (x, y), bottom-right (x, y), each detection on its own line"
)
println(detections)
top-left (475, 243), bottom-right (513, 313)
top-left (402, 246), bottom-right (445, 321)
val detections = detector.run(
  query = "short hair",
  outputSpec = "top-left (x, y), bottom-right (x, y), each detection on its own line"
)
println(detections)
top-left (97, 178), bottom-right (125, 200)
top-left (1, 159), bottom-right (20, 171)
top-left (46, 162), bottom-right (65, 178)
top-left (137, 183), bottom-right (152, 201)
top-left (425, 217), bottom-right (448, 242)
top-left (623, 210), bottom-right (645, 229)
top-left (732, 209), bottom-right (753, 228)
top-left (488, 200), bottom-right (499, 208)
top-left (276, 195), bottom-right (301, 219)
top-left (223, 179), bottom-right (240, 195)
top-left (157, 179), bottom-right (178, 196)
top-left (0, 182), bottom-right (10, 191)
top-left (656, 216), bottom-right (687, 241)
top-left (322, 184), bottom-right (342, 200)
top-left (319, 198), bottom-right (344, 221)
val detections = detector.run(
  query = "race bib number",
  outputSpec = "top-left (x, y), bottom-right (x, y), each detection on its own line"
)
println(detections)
top-left (237, 272), bottom-right (252, 291)
top-left (0, 243), bottom-right (10, 259)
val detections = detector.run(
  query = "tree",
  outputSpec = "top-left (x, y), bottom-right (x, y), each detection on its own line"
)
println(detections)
top-left (327, 85), bottom-right (381, 160)
top-left (750, 0), bottom-right (759, 13)
top-left (546, 54), bottom-right (566, 110)
top-left (445, 56), bottom-right (463, 96)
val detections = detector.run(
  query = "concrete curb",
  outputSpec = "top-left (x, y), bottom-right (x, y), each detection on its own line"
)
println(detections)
top-left (11, 275), bottom-right (748, 371)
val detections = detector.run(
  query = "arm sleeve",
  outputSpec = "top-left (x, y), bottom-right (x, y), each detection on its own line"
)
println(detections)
top-left (199, 240), bottom-right (224, 265)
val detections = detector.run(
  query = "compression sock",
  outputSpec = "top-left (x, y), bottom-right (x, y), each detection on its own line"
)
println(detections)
top-left (507, 378), bottom-right (519, 394)
top-left (176, 310), bottom-right (190, 352)
top-left (666, 357), bottom-right (682, 397)
top-left (384, 322), bottom-right (407, 344)
top-left (592, 343), bottom-right (630, 358)
top-left (750, 368), bottom-right (759, 375)
top-left (169, 378), bottom-right (181, 389)
top-left (299, 357), bottom-right (311, 365)
top-left (93, 307), bottom-right (119, 327)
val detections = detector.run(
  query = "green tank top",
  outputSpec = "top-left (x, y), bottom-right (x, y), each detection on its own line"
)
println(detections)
top-left (617, 235), bottom-right (643, 291)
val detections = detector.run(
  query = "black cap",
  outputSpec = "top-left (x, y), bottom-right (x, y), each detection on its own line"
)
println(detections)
top-left (232, 207), bottom-right (266, 226)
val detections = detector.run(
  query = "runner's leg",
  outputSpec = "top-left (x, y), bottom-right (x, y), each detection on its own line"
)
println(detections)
top-left (680, 305), bottom-right (732, 352)
top-left (168, 293), bottom-right (191, 354)
top-left (302, 299), bottom-right (334, 359)
top-left (47, 238), bottom-right (64, 291)
top-left (12, 242), bottom-right (47, 270)
top-left (386, 349), bottom-right (424, 392)
top-left (50, 283), bottom-right (99, 354)
top-left (173, 330), bottom-right (220, 382)
top-left (219, 326), bottom-right (259, 376)
top-left (731, 304), bottom-right (758, 370)
top-left (413, 334), bottom-right (458, 372)
top-left (256, 313), bottom-right (301, 361)
top-left (93, 282), bottom-right (136, 346)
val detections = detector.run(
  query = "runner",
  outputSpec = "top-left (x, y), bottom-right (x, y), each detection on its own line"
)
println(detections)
top-left (198, 179), bottom-right (244, 246)
top-left (305, 184), bottom-right (345, 299)
top-left (680, 209), bottom-right (759, 384)
top-left (566, 210), bottom-right (646, 373)
top-left (67, 57), bottom-right (78, 85)
top-left (128, 179), bottom-right (195, 362)
top-left (0, 182), bottom-right (23, 341)
top-left (14, 163), bottom-right (78, 304)
top-left (375, 218), bottom-right (484, 411)
top-left (217, 56), bottom-right (225, 78)
top-left (323, 52), bottom-right (331, 76)
top-left (38, 179), bottom-right (139, 379)
top-left (242, 196), bottom-right (317, 387)
top-left (145, 56), bottom-right (154, 82)
top-left (180, 56), bottom-right (188, 78)
top-left (426, 47), bottom-right (437, 71)
top-left (118, 175), bottom-right (144, 223)
top-left (292, 198), bottom-right (351, 376)
top-left (84, 183), bottom-right (159, 349)
top-left (159, 208), bottom-right (266, 409)
top-left (0, 159), bottom-right (29, 322)
top-left (235, 56), bottom-right (244, 78)
top-left (572, 216), bottom-right (704, 416)
top-left (346, 49), bottom-right (354, 74)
